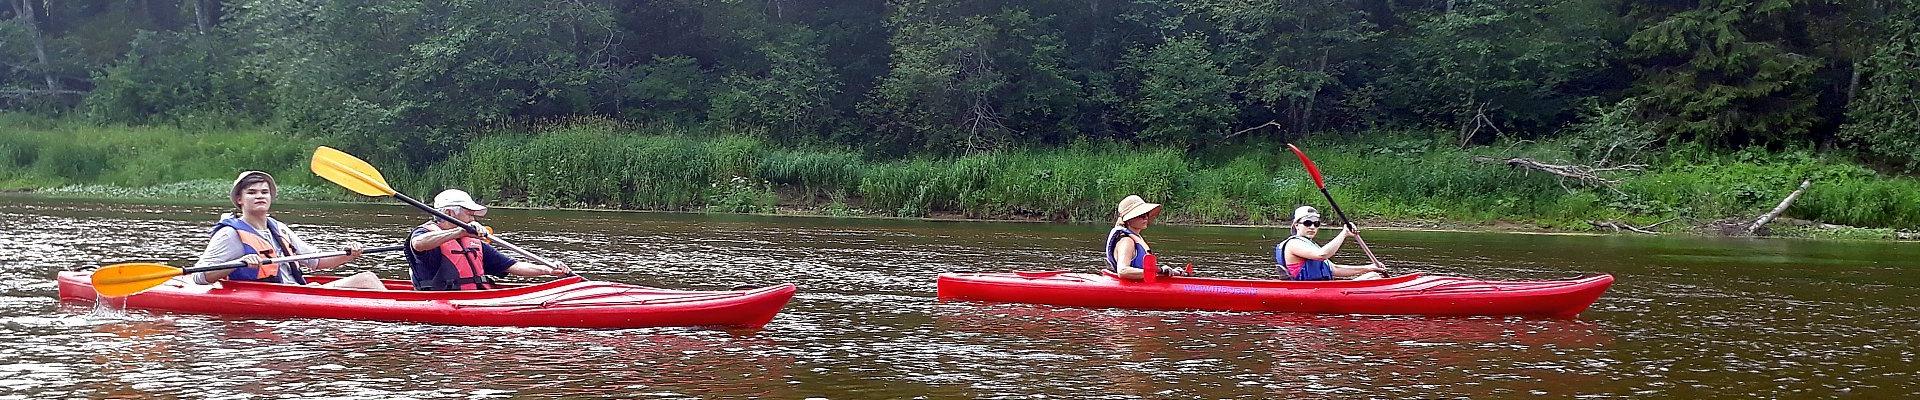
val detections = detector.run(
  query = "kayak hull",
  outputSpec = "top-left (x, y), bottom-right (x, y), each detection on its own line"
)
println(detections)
top-left (936, 271), bottom-right (1613, 318)
top-left (58, 271), bottom-right (796, 329)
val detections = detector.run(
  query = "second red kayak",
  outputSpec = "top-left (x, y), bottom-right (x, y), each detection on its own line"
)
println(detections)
top-left (936, 271), bottom-right (1613, 318)
top-left (58, 271), bottom-right (796, 329)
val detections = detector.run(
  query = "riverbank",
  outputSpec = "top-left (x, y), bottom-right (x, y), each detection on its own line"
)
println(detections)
top-left (5, 115), bottom-right (1918, 240)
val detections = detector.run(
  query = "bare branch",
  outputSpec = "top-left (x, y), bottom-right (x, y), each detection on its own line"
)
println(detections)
top-left (1227, 120), bottom-right (1282, 139)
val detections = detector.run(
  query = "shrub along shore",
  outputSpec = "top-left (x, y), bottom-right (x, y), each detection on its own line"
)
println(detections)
top-left (5, 116), bottom-right (1917, 240)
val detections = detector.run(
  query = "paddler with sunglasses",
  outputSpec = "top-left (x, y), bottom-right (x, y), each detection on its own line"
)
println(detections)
top-left (1277, 206), bottom-right (1382, 280)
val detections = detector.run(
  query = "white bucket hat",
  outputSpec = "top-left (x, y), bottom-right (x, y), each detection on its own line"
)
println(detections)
top-left (229, 170), bottom-right (278, 199)
top-left (432, 189), bottom-right (488, 211)
top-left (1114, 195), bottom-right (1163, 225)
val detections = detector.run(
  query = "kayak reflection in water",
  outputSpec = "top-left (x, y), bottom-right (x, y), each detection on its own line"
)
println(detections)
top-left (405, 189), bottom-right (571, 291)
top-left (190, 171), bottom-right (387, 290)
top-left (1104, 195), bottom-right (1188, 280)
top-left (1277, 206), bottom-right (1383, 280)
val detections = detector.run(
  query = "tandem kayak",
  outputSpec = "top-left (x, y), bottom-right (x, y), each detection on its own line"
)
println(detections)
top-left (936, 271), bottom-right (1613, 318)
top-left (57, 271), bottom-right (796, 329)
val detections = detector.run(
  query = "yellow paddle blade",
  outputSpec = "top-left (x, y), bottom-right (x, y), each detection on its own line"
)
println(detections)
top-left (311, 146), bottom-right (397, 197)
top-left (91, 263), bottom-right (187, 298)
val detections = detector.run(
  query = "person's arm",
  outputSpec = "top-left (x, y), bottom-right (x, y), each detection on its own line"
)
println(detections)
top-left (309, 242), bottom-right (364, 271)
top-left (1287, 230), bottom-right (1350, 260)
top-left (1328, 261), bottom-right (1382, 277)
top-left (410, 225), bottom-right (469, 252)
top-left (1111, 236), bottom-right (1144, 279)
top-left (483, 243), bottom-right (567, 277)
top-left (192, 229), bottom-right (247, 284)
top-left (279, 226), bottom-right (362, 271)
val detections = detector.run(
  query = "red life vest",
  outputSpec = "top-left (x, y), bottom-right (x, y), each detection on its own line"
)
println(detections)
top-left (421, 222), bottom-right (494, 290)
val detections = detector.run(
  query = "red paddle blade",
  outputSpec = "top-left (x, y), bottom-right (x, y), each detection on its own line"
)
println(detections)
top-left (1286, 144), bottom-right (1326, 189)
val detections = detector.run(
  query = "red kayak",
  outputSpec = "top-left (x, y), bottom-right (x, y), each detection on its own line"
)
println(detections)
top-left (936, 271), bottom-right (1613, 318)
top-left (57, 271), bottom-right (796, 329)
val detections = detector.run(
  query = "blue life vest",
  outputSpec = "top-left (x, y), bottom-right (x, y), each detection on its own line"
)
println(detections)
top-left (1104, 227), bottom-right (1151, 272)
top-left (1277, 236), bottom-right (1334, 281)
top-left (211, 217), bottom-right (306, 284)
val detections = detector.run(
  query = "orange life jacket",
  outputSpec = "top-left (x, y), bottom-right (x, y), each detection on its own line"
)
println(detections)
top-left (213, 217), bottom-right (304, 284)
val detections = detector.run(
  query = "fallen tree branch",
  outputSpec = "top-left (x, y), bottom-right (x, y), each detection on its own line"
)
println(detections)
top-left (1588, 218), bottom-right (1672, 234)
top-left (1747, 179), bottom-right (1812, 236)
top-left (1472, 156), bottom-right (1644, 191)
top-left (1226, 120), bottom-right (1282, 139)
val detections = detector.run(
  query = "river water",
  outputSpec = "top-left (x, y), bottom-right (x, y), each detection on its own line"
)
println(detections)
top-left (0, 196), bottom-right (1914, 398)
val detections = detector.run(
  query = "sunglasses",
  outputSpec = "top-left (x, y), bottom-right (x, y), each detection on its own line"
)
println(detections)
top-left (1299, 220), bottom-right (1321, 227)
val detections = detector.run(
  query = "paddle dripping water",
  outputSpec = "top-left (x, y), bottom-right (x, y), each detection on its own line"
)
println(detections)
top-left (1, 196), bottom-right (1916, 398)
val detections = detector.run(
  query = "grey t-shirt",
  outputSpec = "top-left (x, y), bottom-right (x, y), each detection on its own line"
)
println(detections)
top-left (190, 218), bottom-right (320, 284)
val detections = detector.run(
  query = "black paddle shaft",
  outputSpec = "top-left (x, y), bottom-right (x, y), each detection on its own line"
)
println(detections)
top-left (393, 191), bottom-right (574, 275)
top-left (183, 245), bottom-right (407, 273)
top-left (1314, 186), bottom-right (1383, 267)
top-left (1317, 187), bottom-right (1357, 231)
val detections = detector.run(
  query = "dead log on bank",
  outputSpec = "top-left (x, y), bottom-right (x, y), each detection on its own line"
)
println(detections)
top-left (1588, 218), bottom-right (1676, 234)
top-left (1746, 180), bottom-right (1812, 236)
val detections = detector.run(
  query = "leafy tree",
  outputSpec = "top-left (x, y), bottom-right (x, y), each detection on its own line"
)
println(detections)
top-left (708, 32), bottom-right (839, 134)
top-left (1378, 0), bottom-right (1623, 142)
top-left (83, 30), bottom-right (268, 125)
top-left (623, 55), bottom-right (709, 123)
top-left (1626, 0), bottom-right (1823, 147)
top-left (230, 0), bottom-right (620, 164)
top-left (1839, 16), bottom-right (1920, 171)
top-left (1120, 34), bottom-right (1234, 146)
top-left (1181, 0), bottom-right (1378, 137)
top-left (862, 1), bottom-right (1083, 154)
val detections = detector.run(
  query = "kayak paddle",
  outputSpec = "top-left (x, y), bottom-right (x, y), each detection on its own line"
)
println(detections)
top-left (91, 245), bottom-right (406, 298)
top-left (309, 146), bottom-right (573, 275)
top-left (1285, 143), bottom-right (1384, 268)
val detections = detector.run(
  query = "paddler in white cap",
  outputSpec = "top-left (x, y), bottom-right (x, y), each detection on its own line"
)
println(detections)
top-left (1276, 205), bottom-right (1381, 280)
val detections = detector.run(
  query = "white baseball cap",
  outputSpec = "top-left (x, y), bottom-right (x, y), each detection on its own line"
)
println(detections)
top-left (1292, 206), bottom-right (1322, 224)
top-left (432, 189), bottom-right (487, 211)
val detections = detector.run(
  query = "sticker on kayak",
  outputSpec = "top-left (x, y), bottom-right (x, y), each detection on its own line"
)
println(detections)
top-left (1179, 285), bottom-right (1259, 296)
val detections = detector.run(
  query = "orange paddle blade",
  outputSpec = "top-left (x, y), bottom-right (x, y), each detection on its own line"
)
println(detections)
top-left (311, 146), bottom-right (397, 197)
top-left (91, 263), bottom-right (187, 298)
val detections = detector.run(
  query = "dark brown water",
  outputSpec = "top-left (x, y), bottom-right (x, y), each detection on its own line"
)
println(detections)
top-left (1, 196), bottom-right (1915, 398)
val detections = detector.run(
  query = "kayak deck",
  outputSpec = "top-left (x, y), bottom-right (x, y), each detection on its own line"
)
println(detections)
top-left (936, 271), bottom-right (1613, 318)
top-left (58, 271), bottom-right (796, 329)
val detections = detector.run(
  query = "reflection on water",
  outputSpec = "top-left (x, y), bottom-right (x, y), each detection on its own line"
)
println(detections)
top-left (2, 195), bottom-right (1917, 398)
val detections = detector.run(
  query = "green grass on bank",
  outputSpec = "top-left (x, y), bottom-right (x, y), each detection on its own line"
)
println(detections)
top-left (6, 114), bottom-right (1920, 235)
top-left (0, 113), bottom-right (353, 201)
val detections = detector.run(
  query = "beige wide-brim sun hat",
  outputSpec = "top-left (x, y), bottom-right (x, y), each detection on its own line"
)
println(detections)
top-left (1114, 195), bottom-right (1163, 226)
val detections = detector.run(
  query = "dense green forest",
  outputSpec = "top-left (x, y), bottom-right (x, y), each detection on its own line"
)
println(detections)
top-left (3, 0), bottom-right (1919, 235)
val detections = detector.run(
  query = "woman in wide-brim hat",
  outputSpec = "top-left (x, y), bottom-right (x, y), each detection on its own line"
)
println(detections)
top-left (189, 170), bottom-right (388, 290)
top-left (1103, 195), bottom-right (1184, 280)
